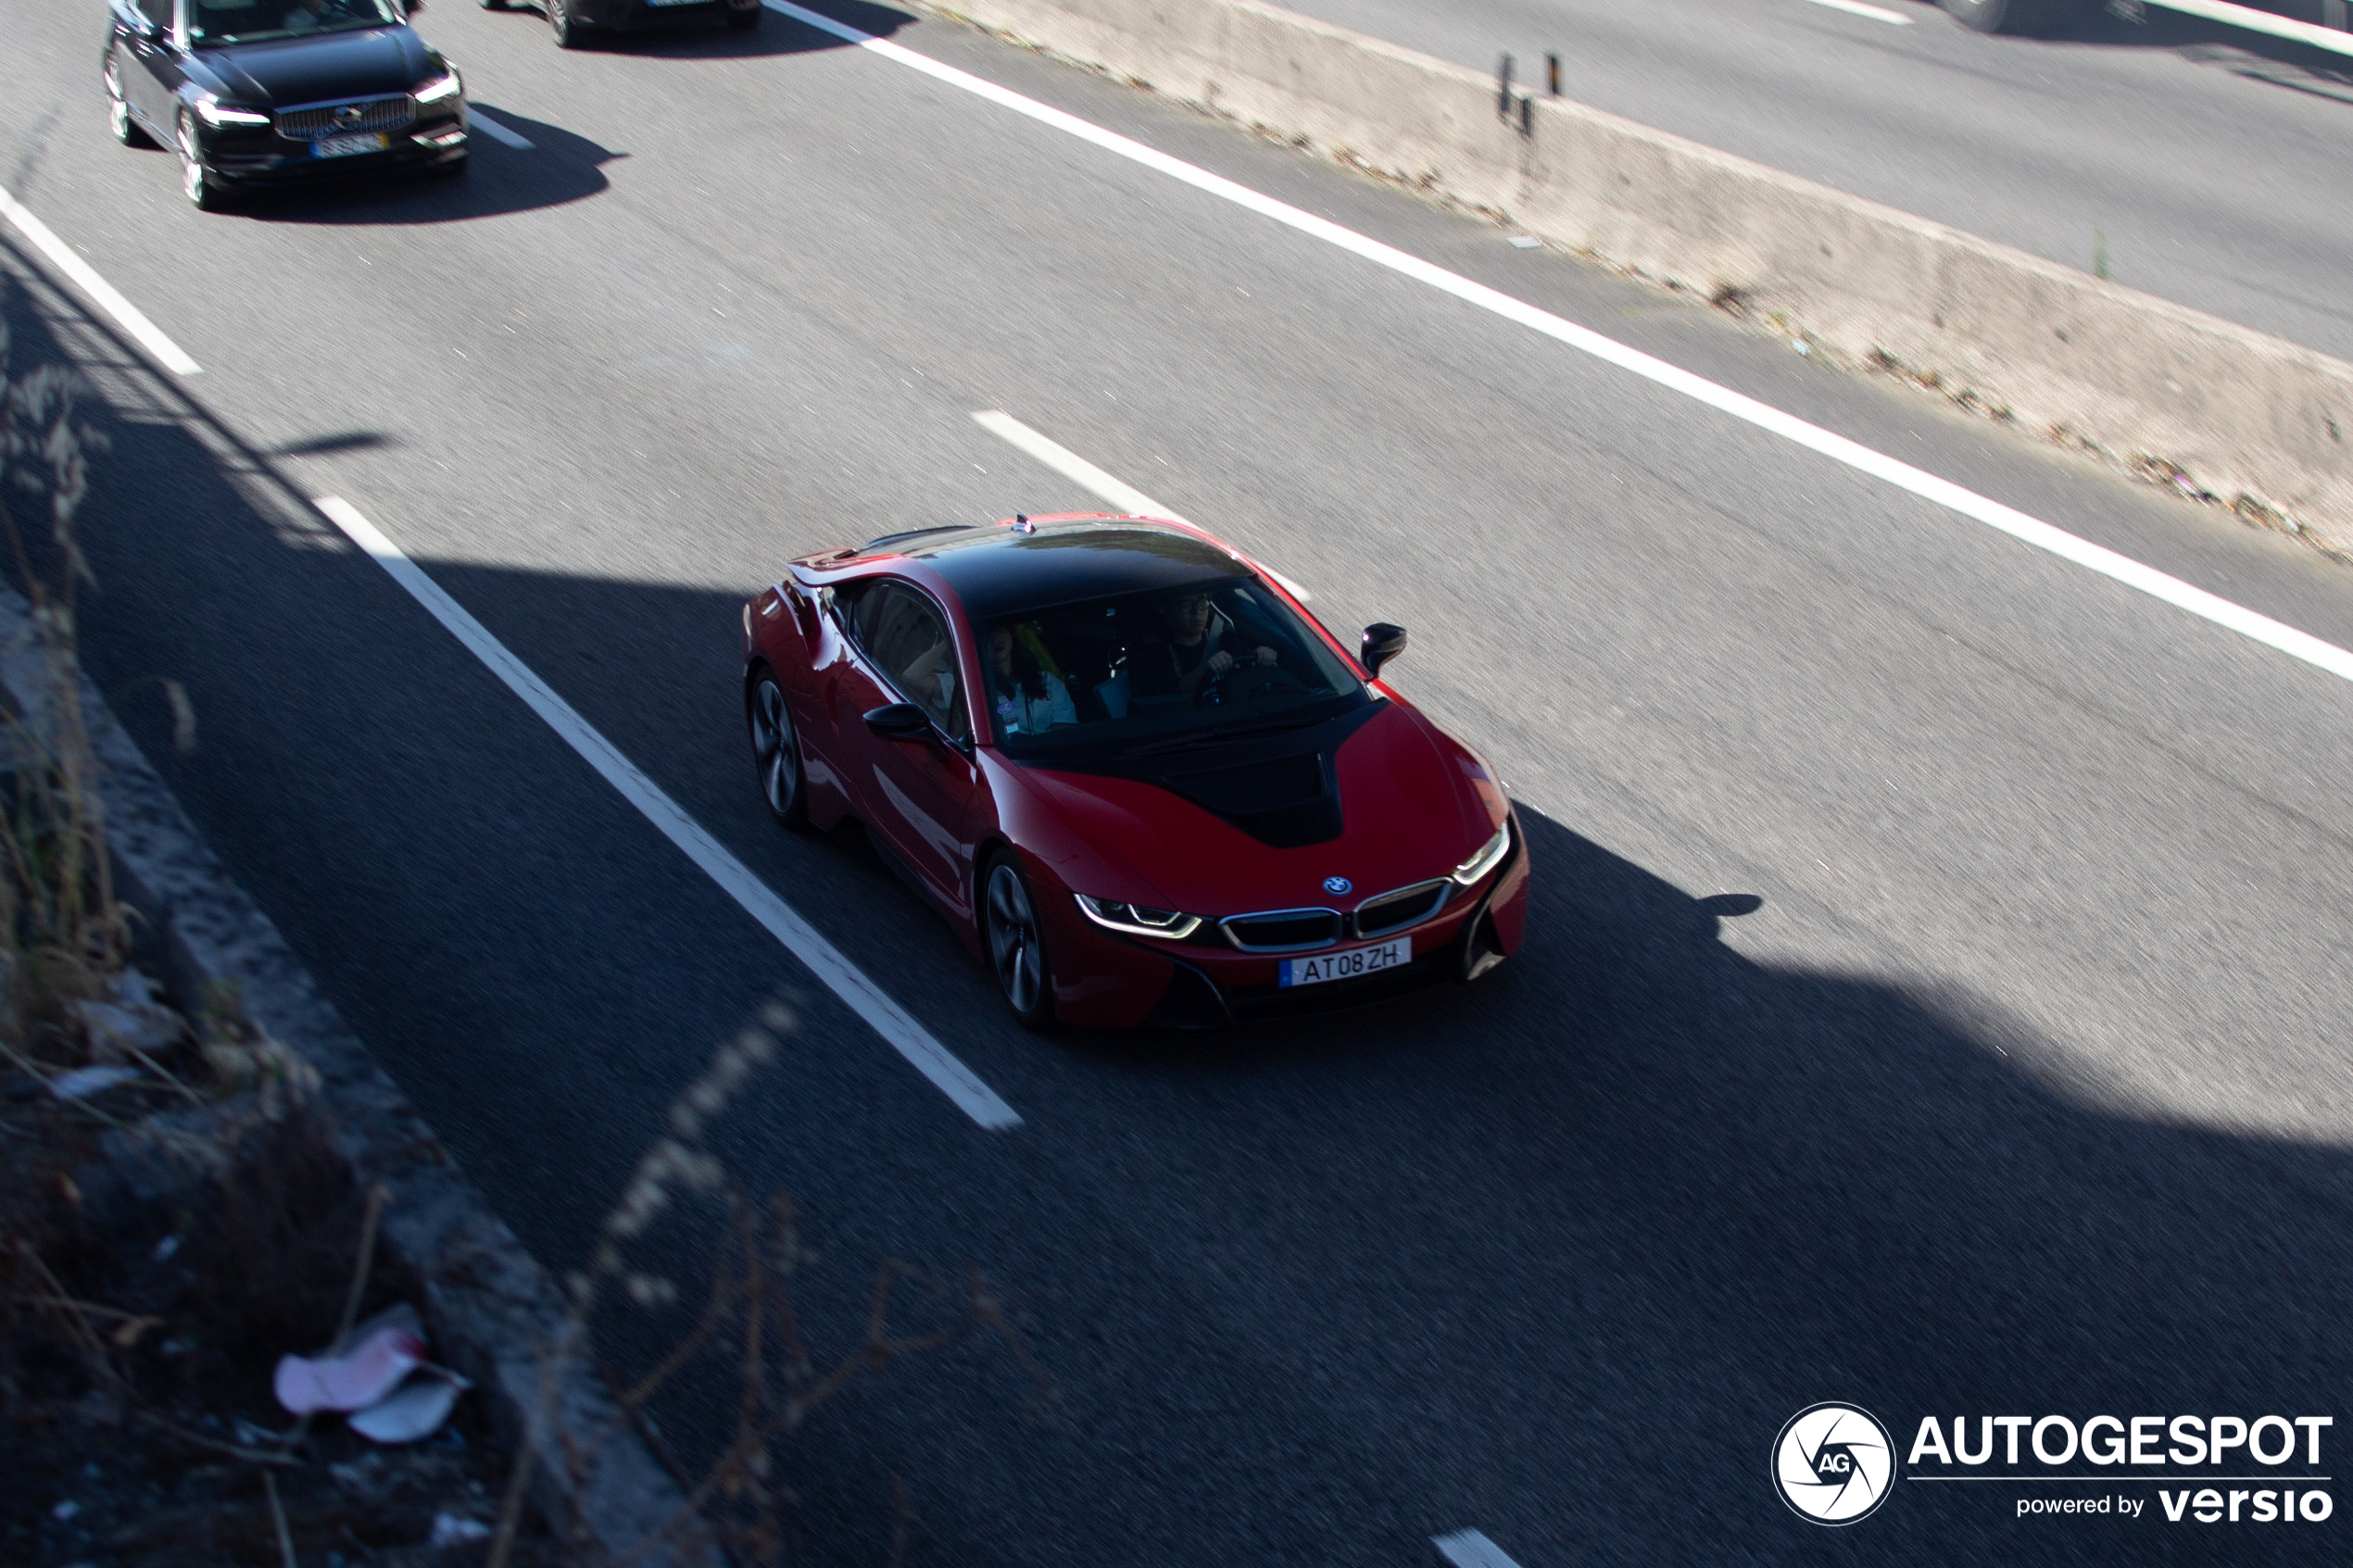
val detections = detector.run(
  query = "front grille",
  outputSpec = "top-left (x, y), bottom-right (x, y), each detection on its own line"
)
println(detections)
top-left (1221, 908), bottom-right (1341, 953)
top-left (1352, 879), bottom-right (1450, 939)
top-left (276, 94), bottom-right (417, 141)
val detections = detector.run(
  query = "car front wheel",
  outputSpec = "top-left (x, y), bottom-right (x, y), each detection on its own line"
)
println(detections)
top-left (747, 671), bottom-right (808, 828)
top-left (547, 0), bottom-right (585, 46)
top-left (983, 854), bottom-right (1054, 1030)
top-left (177, 114), bottom-right (222, 210)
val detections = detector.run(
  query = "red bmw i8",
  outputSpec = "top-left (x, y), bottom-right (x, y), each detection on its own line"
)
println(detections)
top-left (739, 514), bottom-right (1529, 1029)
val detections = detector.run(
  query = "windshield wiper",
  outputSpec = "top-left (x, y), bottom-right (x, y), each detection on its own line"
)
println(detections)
top-left (1117, 715), bottom-right (1328, 758)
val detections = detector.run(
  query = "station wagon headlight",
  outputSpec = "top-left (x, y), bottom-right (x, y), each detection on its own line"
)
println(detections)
top-left (194, 95), bottom-right (271, 127)
top-left (413, 70), bottom-right (462, 105)
top-left (1074, 895), bottom-right (1203, 941)
top-left (1449, 822), bottom-right (1511, 886)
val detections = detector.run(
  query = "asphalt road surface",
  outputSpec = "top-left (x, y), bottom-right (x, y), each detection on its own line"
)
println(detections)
top-left (6, 2), bottom-right (2353, 1562)
top-left (1285, 0), bottom-right (2353, 363)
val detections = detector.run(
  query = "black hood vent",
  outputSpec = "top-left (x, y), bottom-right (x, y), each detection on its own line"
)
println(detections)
top-left (1164, 751), bottom-right (1340, 848)
top-left (1024, 698), bottom-right (1384, 849)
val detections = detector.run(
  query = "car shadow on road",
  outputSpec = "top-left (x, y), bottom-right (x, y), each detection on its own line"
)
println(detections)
top-left (10, 245), bottom-right (2352, 1566)
top-left (484, 0), bottom-right (915, 57)
top-left (209, 106), bottom-right (624, 225)
top-left (2009, 3), bottom-right (2352, 101)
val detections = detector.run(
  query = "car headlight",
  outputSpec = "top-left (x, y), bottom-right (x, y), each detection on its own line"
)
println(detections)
top-left (194, 95), bottom-right (271, 128)
top-left (1074, 895), bottom-right (1203, 940)
top-left (1450, 821), bottom-right (1511, 886)
top-left (413, 71), bottom-right (461, 105)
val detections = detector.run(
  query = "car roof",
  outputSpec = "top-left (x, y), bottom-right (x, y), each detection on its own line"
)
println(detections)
top-left (879, 518), bottom-right (1252, 620)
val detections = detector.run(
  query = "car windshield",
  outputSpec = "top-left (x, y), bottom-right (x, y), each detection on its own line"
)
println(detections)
top-left (977, 577), bottom-right (1369, 760)
top-left (188, 0), bottom-right (404, 45)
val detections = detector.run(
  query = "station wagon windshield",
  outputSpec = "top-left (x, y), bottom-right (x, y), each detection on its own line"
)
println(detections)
top-left (975, 577), bottom-right (1369, 761)
top-left (188, 0), bottom-right (404, 45)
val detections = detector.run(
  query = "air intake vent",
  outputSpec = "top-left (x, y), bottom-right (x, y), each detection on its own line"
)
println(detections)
top-left (1164, 752), bottom-right (1340, 848)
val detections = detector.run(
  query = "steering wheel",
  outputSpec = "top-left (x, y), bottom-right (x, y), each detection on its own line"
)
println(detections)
top-left (1200, 659), bottom-right (1311, 706)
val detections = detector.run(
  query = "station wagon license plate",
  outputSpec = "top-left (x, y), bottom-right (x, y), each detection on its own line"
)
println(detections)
top-left (312, 132), bottom-right (386, 158)
top-left (1278, 937), bottom-right (1409, 988)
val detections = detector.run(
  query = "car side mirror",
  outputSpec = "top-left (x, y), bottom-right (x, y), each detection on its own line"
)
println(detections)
top-left (863, 702), bottom-right (933, 738)
top-left (1360, 622), bottom-right (1407, 678)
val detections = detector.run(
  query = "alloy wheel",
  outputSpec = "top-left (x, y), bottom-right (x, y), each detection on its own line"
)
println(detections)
top-left (548, 0), bottom-right (581, 47)
top-left (985, 860), bottom-right (1050, 1025)
top-left (178, 116), bottom-right (215, 210)
top-left (748, 675), bottom-right (806, 826)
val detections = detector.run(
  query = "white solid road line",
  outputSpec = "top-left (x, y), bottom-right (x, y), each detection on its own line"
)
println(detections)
top-left (768, 0), bottom-right (2353, 689)
top-left (2146, 0), bottom-right (2353, 59)
top-left (972, 409), bottom-right (1315, 599)
top-left (0, 184), bottom-right (202, 375)
top-left (311, 495), bottom-right (1024, 1133)
top-left (1794, 0), bottom-right (1914, 23)
top-left (467, 108), bottom-right (535, 150)
top-left (974, 409), bottom-right (1177, 519)
top-left (1432, 1528), bottom-right (1526, 1568)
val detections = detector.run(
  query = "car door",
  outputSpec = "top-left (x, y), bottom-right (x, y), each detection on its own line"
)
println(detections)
top-left (837, 581), bottom-right (980, 919)
top-left (114, 0), bottom-right (177, 137)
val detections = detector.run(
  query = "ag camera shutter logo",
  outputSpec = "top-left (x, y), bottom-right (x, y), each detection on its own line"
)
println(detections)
top-left (1774, 1402), bottom-right (1896, 1524)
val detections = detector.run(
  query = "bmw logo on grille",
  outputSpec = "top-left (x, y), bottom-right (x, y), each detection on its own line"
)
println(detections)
top-left (1322, 876), bottom-right (1352, 896)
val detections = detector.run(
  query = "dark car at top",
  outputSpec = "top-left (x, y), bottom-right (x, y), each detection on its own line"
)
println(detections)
top-left (104, 0), bottom-right (469, 209)
top-left (741, 514), bottom-right (1531, 1031)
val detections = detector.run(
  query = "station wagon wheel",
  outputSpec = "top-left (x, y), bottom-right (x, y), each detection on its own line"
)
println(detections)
top-left (747, 670), bottom-right (808, 828)
top-left (983, 855), bottom-right (1054, 1030)
top-left (106, 59), bottom-right (153, 148)
top-left (177, 112), bottom-right (220, 211)
top-left (547, 0), bottom-right (584, 47)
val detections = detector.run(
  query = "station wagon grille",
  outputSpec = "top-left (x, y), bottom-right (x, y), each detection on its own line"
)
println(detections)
top-left (1351, 879), bottom-right (1449, 939)
top-left (276, 94), bottom-right (417, 141)
top-left (1221, 909), bottom-right (1342, 953)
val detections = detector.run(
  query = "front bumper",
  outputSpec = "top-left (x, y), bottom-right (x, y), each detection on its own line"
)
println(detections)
top-left (195, 106), bottom-right (468, 187)
top-left (1037, 809), bottom-right (1532, 1030)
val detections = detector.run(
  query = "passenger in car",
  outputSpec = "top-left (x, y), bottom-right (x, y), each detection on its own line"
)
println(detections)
top-left (984, 625), bottom-right (1077, 734)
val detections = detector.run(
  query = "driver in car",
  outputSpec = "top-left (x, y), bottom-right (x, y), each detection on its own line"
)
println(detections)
top-left (1129, 590), bottom-right (1277, 700)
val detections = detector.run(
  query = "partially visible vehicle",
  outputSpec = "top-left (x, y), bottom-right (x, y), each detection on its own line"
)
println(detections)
top-left (483, 0), bottom-right (761, 51)
top-left (104, 0), bottom-right (467, 210)
top-left (740, 514), bottom-right (1531, 1031)
top-left (1938, 0), bottom-right (2095, 32)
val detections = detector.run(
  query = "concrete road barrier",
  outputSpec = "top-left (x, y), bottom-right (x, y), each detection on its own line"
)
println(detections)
top-left (928, 0), bottom-right (2353, 552)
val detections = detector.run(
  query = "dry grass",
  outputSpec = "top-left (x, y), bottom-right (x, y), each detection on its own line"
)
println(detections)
top-left (490, 1003), bottom-right (1053, 1568)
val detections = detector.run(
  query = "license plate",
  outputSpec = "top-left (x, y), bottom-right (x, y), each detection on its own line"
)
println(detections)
top-left (312, 132), bottom-right (386, 158)
top-left (1278, 937), bottom-right (1409, 988)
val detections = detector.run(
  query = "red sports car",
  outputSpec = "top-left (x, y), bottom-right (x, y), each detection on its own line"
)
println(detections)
top-left (739, 514), bottom-right (1529, 1029)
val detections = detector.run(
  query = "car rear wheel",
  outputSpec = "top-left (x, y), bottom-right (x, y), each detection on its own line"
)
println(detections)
top-left (106, 61), bottom-right (154, 148)
top-left (747, 671), bottom-right (809, 828)
top-left (983, 854), bottom-right (1054, 1030)
top-left (547, 0), bottom-right (585, 46)
top-left (177, 114), bottom-right (223, 211)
